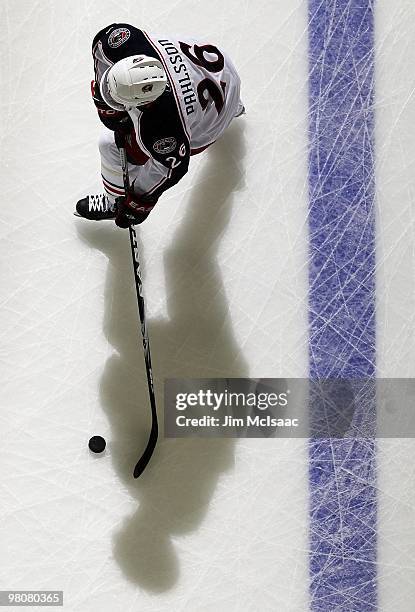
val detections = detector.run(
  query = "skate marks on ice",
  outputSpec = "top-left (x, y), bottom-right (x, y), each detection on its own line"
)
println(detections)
top-left (76, 123), bottom-right (247, 592)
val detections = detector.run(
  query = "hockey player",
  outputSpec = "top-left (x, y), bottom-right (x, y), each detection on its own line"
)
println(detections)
top-left (76, 23), bottom-right (244, 227)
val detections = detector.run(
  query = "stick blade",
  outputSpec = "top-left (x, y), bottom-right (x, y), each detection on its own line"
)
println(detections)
top-left (133, 424), bottom-right (158, 478)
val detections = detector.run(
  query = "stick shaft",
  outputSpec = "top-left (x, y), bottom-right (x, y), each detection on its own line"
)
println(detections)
top-left (119, 146), bottom-right (158, 478)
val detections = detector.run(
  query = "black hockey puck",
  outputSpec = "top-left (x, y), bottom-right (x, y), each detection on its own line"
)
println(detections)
top-left (88, 436), bottom-right (106, 454)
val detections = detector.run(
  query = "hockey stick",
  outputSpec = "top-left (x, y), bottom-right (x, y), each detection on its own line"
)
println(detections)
top-left (119, 146), bottom-right (158, 479)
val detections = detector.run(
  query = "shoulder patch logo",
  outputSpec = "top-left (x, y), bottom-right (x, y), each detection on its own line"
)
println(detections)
top-left (153, 137), bottom-right (177, 155)
top-left (108, 28), bottom-right (131, 49)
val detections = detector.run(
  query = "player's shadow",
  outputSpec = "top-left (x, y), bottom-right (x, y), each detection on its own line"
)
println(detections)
top-left (76, 121), bottom-right (247, 592)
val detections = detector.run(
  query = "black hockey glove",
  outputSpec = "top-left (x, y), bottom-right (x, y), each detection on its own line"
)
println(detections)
top-left (114, 195), bottom-right (154, 229)
top-left (114, 128), bottom-right (149, 166)
top-left (114, 118), bottom-right (135, 147)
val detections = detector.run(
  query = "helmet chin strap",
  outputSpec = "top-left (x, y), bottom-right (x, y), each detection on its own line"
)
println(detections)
top-left (132, 100), bottom-right (154, 111)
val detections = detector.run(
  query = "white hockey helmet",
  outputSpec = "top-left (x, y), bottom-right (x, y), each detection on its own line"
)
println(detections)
top-left (103, 55), bottom-right (168, 110)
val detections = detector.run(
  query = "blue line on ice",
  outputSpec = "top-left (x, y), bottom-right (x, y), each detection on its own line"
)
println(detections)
top-left (308, 1), bottom-right (377, 610)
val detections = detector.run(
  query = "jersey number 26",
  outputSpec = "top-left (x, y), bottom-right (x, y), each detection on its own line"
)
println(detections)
top-left (179, 42), bottom-right (226, 115)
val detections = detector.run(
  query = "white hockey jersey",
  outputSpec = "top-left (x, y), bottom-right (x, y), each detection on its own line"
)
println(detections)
top-left (92, 23), bottom-right (242, 205)
top-left (148, 33), bottom-right (242, 150)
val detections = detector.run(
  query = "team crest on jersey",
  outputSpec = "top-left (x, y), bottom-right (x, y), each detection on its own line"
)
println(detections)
top-left (153, 137), bottom-right (177, 155)
top-left (108, 28), bottom-right (130, 49)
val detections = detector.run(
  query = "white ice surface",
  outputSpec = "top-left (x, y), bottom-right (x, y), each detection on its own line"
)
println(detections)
top-left (376, 1), bottom-right (415, 610)
top-left (1, 2), bottom-right (310, 611)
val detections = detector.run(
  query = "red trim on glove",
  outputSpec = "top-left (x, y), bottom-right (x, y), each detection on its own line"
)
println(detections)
top-left (124, 192), bottom-right (155, 213)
